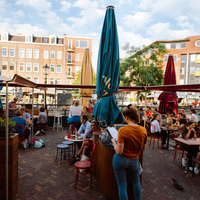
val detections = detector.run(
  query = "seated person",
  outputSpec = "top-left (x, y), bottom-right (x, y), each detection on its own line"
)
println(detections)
top-left (8, 97), bottom-right (18, 116)
top-left (77, 114), bottom-right (92, 138)
top-left (190, 109), bottom-right (198, 128)
top-left (87, 100), bottom-right (94, 113)
top-left (73, 120), bottom-right (100, 160)
top-left (165, 108), bottom-right (176, 123)
top-left (189, 152), bottom-right (200, 174)
top-left (21, 107), bottom-right (30, 125)
top-left (11, 110), bottom-right (28, 148)
top-left (179, 109), bottom-right (186, 119)
top-left (35, 107), bottom-right (47, 135)
top-left (177, 113), bottom-right (187, 130)
top-left (0, 107), bottom-right (5, 119)
top-left (67, 100), bottom-right (83, 124)
top-left (180, 121), bottom-right (199, 168)
top-left (150, 108), bottom-right (158, 119)
top-left (146, 108), bottom-right (151, 118)
top-left (151, 113), bottom-right (167, 148)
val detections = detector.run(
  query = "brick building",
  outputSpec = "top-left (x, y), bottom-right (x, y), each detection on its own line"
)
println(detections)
top-left (0, 32), bottom-right (92, 85)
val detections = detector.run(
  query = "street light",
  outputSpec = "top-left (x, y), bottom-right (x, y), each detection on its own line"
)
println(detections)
top-left (43, 64), bottom-right (49, 109)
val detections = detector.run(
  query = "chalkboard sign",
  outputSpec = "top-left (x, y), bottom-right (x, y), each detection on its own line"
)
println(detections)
top-left (57, 93), bottom-right (72, 105)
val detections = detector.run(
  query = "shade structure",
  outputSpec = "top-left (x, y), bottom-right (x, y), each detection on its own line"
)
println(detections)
top-left (93, 6), bottom-right (123, 127)
top-left (158, 55), bottom-right (178, 114)
top-left (79, 48), bottom-right (93, 108)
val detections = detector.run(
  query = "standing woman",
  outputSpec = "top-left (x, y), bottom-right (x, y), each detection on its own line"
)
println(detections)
top-left (190, 109), bottom-right (198, 127)
top-left (111, 105), bottom-right (147, 200)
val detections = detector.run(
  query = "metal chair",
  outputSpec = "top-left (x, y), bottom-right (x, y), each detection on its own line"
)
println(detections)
top-left (74, 144), bottom-right (96, 189)
top-left (149, 124), bottom-right (163, 150)
top-left (55, 144), bottom-right (69, 165)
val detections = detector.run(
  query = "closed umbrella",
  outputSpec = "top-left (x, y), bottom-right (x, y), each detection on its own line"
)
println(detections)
top-left (79, 48), bottom-right (93, 108)
top-left (158, 55), bottom-right (178, 114)
top-left (93, 6), bottom-right (123, 126)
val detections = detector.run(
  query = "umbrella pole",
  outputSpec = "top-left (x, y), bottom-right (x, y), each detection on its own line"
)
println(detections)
top-left (32, 88), bottom-right (34, 149)
top-left (6, 81), bottom-right (8, 200)
top-left (144, 91), bottom-right (147, 128)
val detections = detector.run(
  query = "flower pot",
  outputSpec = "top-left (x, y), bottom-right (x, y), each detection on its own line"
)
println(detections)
top-left (0, 133), bottom-right (18, 200)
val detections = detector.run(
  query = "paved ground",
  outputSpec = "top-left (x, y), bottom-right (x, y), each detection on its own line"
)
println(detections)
top-left (15, 128), bottom-right (200, 200)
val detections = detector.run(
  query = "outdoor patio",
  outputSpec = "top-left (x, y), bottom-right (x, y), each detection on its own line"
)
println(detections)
top-left (14, 128), bottom-right (200, 200)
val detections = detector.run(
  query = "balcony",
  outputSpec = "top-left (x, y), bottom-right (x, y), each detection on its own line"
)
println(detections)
top-left (66, 60), bottom-right (74, 65)
top-left (66, 46), bottom-right (75, 52)
top-left (66, 72), bottom-right (75, 79)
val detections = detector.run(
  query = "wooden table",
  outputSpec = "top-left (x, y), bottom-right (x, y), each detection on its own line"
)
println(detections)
top-left (161, 126), bottom-right (179, 150)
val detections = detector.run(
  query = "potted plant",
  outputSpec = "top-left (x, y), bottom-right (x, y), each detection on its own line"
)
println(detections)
top-left (0, 117), bottom-right (16, 137)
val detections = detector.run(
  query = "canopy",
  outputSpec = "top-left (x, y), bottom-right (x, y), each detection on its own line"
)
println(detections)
top-left (79, 48), bottom-right (93, 108)
top-left (93, 6), bottom-right (123, 126)
top-left (158, 55), bottom-right (178, 114)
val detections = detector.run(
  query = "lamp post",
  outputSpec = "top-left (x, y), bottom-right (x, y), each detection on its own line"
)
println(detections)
top-left (43, 64), bottom-right (49, 109)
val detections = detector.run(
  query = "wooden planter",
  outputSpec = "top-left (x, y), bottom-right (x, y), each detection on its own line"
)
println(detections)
top-left (0, 134), bottom-right (18, 200)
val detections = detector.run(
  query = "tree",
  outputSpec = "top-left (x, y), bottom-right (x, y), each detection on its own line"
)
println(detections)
top-left (120, 42), bottom-right (168, 104)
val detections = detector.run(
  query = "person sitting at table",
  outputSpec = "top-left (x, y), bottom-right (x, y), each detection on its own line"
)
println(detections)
top-left (87, 100), bottom-right (94, 113)
top-left (35, 107), bottom-right (47, 135)
top-left (151, 113), bottom-right (167, 148)
top-left (190, 109), bottom-right (198, 128)
top-left (72, 120), bottom-right (100, 161)
top-left (180, 109), bottom-right (186, 119)
top-left (11, 110), bottom-right (28, 148)
top-left (20, 107), bottom-right (30, 125)
top-left (0, 107), bottom-right (5, 119)
top-left (8, 97), bottom-right (18, 117)
top-left (146, 108), bottom-right (151, 118)
top-left (165, 108), bottom-right (176, 123)
top-left (67, 100), bottom-right (83, 124)
top-left (150, 108), bottom-right (158, 119)
top-left (111, 104), bottom-right (147, 200)
top-left (180, 121), bottom-right (199, 168)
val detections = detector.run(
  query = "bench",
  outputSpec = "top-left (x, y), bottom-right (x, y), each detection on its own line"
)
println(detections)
top-left (192, 158), bottom-right (200, 177)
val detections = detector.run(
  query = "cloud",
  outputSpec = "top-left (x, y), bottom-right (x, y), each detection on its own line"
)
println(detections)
top-left (12, 10), bottom-right (25, 18)
top-left (39, 11), bottom-right (62, 27)
top-left (16, 0), bottom-right (51, 12)
top-left (123, 12), bottom-right (153, 30)
top-left (0, 0), bottom-right (6, 12)
top-left (73, 0), bottom-right (99, 9)
top-left (146, 22), bottom-right (197, 40)
top-left (117, 0), bottom-right (132, 7)
top-left (60, 1), bottom-right (72, 13)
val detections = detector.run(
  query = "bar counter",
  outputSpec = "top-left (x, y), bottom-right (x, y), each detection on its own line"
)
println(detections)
top-left (93, 134), bottom-right (143, 200)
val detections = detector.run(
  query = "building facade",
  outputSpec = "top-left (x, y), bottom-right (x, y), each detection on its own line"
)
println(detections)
top-left (153, 35), bottom-right (200, 85)
top-left (0, 32), bottom-right (92, 85)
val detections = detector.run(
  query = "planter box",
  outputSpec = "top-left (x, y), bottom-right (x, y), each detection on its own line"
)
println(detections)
top-left (0, 134), bottom-right (18, 200)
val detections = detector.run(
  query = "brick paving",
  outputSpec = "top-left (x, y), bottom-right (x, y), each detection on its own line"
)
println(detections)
top-left (14, 128), bottom-right (200, 200)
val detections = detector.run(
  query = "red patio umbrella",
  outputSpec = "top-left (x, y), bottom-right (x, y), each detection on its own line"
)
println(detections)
top-left (158, 55), bottom-right (178, 114)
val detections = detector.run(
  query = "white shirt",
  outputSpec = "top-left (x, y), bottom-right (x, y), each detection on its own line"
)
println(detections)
top-left (191, 113), bottom-right (198, 122)
top-left (151, 120), bottom-right (161, 133)
top-left (69, 106), bottom-right (83, 117)
top-left (78, 121), bottom-right (92, 138)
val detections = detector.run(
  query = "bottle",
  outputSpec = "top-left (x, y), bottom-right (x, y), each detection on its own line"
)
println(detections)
top-left (171, 124), bottom-right (174, 130)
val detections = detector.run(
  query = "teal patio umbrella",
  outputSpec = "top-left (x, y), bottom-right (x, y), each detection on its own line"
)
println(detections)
top-left (93, 6), bottom-right (123, 127)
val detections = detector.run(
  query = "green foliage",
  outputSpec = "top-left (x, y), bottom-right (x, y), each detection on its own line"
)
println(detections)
top-left (0, 118), bottom-right (16, 137)
top-left (120, 42), bottom-right (168, 87)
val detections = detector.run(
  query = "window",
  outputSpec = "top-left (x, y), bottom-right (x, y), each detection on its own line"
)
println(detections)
top-left (26, 49), bottom-right (32, 58)
top-left (26, 63), bottom-right (32, 72)
top-left (196, 54), bottom-right (200, 59)
top-left (50, 64), bottom-right (55, 73)
top-left (1, 33), bottom-right (8, 41)
top-left (176, 43), bottom-right (181, 49)
top-left (19, 48), bottom-right (25, 58)
top-left (164, 55), bottom-right (168, 62)
top-left (9, 62), bottom-right (15, 71)
top-left (34, 49), bottom-right (39, 59)
top-left (57, 65), bottom-right (62, 73)
top-left (189, 79), bottom-right (195, 84)
top-left (181, 54), bottom-right (186, 62)
top-left (171, 43), bottom-right (176, 49)
top-left (44, 38), bottom-right (48, 43)
top-left (68, 53), bottom-right (72, 63)
top-left (67, 67), bottom-right (72, 76)
top-left (33, 77), bottom-right (38, 83)
top-left (75, 53), bottom-right (84, 61)
top-left (2, 61), bottom-right (7, 71)
top-left (50, 36), bottom-right (56, 44)
top-left (173, 55), bottom-right (178, 62)
top-left (76, 40), bottom-right (88, 48)
top-left (50, 78), bottom-right (55, 84)
top-left (50, 51), bottom-right (55, 59)
top-left (195, 40), bottom-right (200, 47)
top-left (56, 78), bottom-right (61, 84)
top-left (2, 47), bottom-right (7, 57)
top-left (190, 67), bottom-right (195, 74)
top-left (67, 80), bottom-right (71, 85)
top-left (180, 79), bottom-right (184, 84)
top-left (43, 50), bottom-right (49, 59)
top-left (26, 76), bottom-right (31, 81)
top-left (68, 39), bottom-right (72, 48)
top-left (190, 54), bottom-right (196, 62)
top-left (180, 68), bottom-right (185, 75)
top-left (19, 62), bottom-right (24, 72)
top-left (165, 43), bottom-right (170, 49)
top-left (26, 35), bottom-right (32, 42)
top-left (9, 48), bottom-right (15, 57)
top-left (196, 67), bottom-right (200, 71)
top-left (57, 51), bottom-right (62, 59)
top-left (33, 63), bottom-right (39, 72)
top-left (58, 39), bottom-right (62, 44)
top-left (75, 66), bottom-right (81, 73)
top-left (181, 42), bottom-right (186, 48)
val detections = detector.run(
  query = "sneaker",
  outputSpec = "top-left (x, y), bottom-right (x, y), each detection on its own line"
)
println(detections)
top-left (23, 142), bottom-right (26, 149)
top-left (41, 130), bottom-right (45, 135)
top-left (189, 167), bottom-right (193, 171)
top-left (194, 167), bottom-right (199, 175)
top-left (182, 158), bottom-right (186, 167)
top-left (35, 131), bottom-right (40, 136)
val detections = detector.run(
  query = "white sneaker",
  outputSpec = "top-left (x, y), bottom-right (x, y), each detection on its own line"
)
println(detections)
top-left (35, 131), bottom-right (40, 136)
top-left (23, 142), bottom-right (26, 149)
top-left (189, 167), bottom-right (193, 172)
top-left (194, 167), bottom-right (199, 175)
top-left (182, 158), bottom-right (186, 167)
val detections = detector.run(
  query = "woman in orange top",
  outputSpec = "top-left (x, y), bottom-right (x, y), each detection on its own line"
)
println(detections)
top-left (111, 105), bottom-right (147, 200)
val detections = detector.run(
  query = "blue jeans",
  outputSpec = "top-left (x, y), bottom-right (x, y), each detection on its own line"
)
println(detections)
top-left (67, 116), bottom-right (81, 124)
top-left (112, 153), bottom-right (141, 200)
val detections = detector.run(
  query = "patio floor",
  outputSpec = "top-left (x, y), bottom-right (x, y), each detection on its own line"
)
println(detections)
top-left (14, 128), bottom-right (200, 200)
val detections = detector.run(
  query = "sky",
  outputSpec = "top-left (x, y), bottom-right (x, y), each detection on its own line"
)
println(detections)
top-left (0, 0), bottom-right (200, 70)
